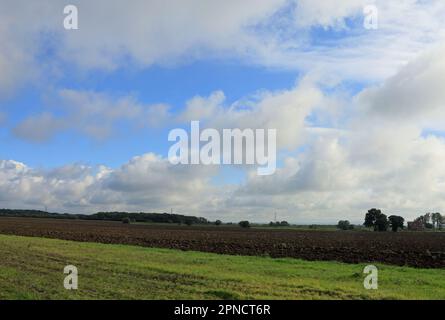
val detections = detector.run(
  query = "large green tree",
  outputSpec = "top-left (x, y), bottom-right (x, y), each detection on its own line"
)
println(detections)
top-left (364, 208), bottom-right (389, 232)
top-left (337, 220), bottom-right (353, 230)
top-left (239, 221), bottom-right (250, 228)
top-left (388, 215), bottom-right (404, 232)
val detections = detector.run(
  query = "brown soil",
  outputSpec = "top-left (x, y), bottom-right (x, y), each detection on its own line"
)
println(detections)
top-left (0, 217), bottom-right (444, 268)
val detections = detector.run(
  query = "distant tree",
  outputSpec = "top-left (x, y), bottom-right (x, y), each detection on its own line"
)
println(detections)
top-left (388, 215), bottom-right (404, 232)
top-left (375, 214), bottom-right (389, 232)
top-left (364, 209), bottom-right (388, 231)
top-left (337, 220), bottom-right (353, 230)
top-left (426, 213), bottom-right (432, 224)
top-left (414, 213), bottom-right (438, 229)
top-left (268, 221), bottom-right (289, 227)
top-left (239, 221), bottom-right (250, 228)
top-left (198, 217), bottom-right (209, 224)
top-left (432, 213), bottom-right (443, 229)
top-left (184, 220), bottom-right (193, 226)
top-left (425, 223), bottom-right (434, 229)
top-left (215, 220), bottom-right (222, 226)
top-left (414, 215), bottom-right (425, 226)
top-left (364, 208), bottom-right (380, 229)
top-left (122, 217), bottom-right (131, 224)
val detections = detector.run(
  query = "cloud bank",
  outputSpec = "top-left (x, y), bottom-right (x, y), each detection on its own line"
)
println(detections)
top-left (1, 1), bottom-right (445, 223)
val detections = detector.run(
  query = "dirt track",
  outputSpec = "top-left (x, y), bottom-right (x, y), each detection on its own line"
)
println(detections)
top-left (0, 217), bottom-right (444, 268)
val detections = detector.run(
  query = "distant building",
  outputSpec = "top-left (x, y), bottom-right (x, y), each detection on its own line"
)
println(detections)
top-left (407, 220), bottom-right (424, 231)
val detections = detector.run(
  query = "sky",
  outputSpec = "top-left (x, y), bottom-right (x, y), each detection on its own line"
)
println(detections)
top-left (1, 0), bottom-right (445, 223)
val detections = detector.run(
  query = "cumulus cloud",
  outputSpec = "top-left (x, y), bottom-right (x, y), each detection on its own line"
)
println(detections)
top-left (12, 113), bottom-right (66, 142)
top-left (12, 89), bottom-right (170, 141)
top-left (7, 42), bottom-right (445, 223)
top-left (178, 76), bottom-right (324, 150)
top-left (0, 154), bottom-right (219, 215)
top-left (58, 0), bottom-right (287, 69)
top-left (358, 44), bottom-right (445, 127)
top-left (225, 43), bottom-right (445, 223)
top-left (13, 78), bottom-right (323, 146)
top-left (0, 0), bottom-right (286, 94)
top-left (3, 120), bottom-right (445, 223)
top-left (3, 1), bottom-right (445, 224)
top-left (2, 0), bottom-right (445, 96)
top-left (0, 1), bottom-right (58, 96)
top-left (228, 129), bottom-right (445, 223)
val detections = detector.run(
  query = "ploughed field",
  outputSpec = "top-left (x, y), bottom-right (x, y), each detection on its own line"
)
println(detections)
top-left (0, 217), bottom-right (444, 268)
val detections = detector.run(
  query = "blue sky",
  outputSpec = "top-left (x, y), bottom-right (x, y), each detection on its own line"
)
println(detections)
top-left (1, 0), bottom-right (445, 223)
top-left (1, 60), bottom-right (299, 168)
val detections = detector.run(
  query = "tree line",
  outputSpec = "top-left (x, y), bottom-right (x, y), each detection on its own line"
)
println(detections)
top-left (0, 209), bottom-right (209, 225)
top-left (337, 208), bottom-right (444, 232)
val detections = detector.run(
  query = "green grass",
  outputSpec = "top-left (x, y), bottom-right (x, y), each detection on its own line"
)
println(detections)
top-left (0, 234), bottom-right (443, 300)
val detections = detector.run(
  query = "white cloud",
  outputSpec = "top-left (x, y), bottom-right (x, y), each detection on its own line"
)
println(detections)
top-left (179, 76), bottom-right (324, 150)
top-left (59, 0), bottom-right (287, 69)
top-left (358, 44), bottom-right (445, 127)
top-left (3, 119), bottom-right (445, 223)
top-left (12, 89), bottom-right (170, 141)
top-left (228, 129), bottom-right (445, 223)
top-left (13, 78), bottom-right (323, 148)
top-left (218, 43), bottom-right (445, 223)
top-left (0, 154), bottom-right (219, 215)
top-left (286, 0), bottom-right (445, 80)
top-left (0, 0), bottom-right (287, 94)
top-left (2, 0), bottom-right (445, 96)
top-left (7, 42), bottom-right (445, 223)
top-left (12, 113), bottom-right (66, 143)
top-left (3, 1), bottom-right (445, 224)
top-left (294, 0), bottom-right (365, 29)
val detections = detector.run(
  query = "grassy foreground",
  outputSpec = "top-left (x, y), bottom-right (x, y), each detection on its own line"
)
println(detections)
top-left (0, 234), bottom-right (443, 300)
